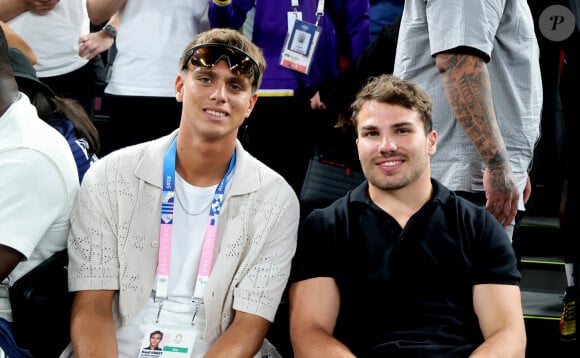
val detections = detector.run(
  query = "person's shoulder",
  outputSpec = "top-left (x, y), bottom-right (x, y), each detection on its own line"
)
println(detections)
top-left (433, 180), bottom-right (503, 232)
top-left (234, 149), bottom-right (301, 222)
top-left (85, 141), bottom-right (149, 176)
top-left (254, 159), bottom-right (291, 186)
top-left (305, 186), bottom-right (362, 222)
top-left (433, 179), bottom-right (484, 211)
top-left (19, 119), bottom-right (80, 186)
top-left (255, 160), bottom-right (300, 203)
top-left (7, 97), bottom-right (68, 148)
top-left (98, 134), bottom-right (170, 164)
top-left (99, 141), bottom-right (147, 161)
top-left (81, 135), bottom-right (172, 188)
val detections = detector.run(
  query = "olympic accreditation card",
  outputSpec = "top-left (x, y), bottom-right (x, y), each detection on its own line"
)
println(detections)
top-left (280, 18), bottom-right (321, 75)
top-left (138, 324), bottom-right (196, 358)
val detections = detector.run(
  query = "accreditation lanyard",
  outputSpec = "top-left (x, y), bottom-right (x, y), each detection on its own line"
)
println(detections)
top-left (156, 137), bottom-right (236, 318)
top-left (291, 0), bottom-right (325, 25)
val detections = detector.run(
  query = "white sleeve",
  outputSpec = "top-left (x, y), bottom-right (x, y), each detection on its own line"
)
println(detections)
top-left (0, 149), bottom-right (67, 258)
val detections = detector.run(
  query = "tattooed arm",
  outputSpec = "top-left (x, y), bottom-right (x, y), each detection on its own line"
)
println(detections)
top-left (435, 52), bottom-right (518, 228)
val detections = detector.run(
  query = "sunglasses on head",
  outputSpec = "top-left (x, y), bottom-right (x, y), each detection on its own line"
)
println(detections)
top-left (182, 43), bottom-right (260, 79)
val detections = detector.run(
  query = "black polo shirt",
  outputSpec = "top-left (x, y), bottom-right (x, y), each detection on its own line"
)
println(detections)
top-left (289, 179), bottom-right (521, 357)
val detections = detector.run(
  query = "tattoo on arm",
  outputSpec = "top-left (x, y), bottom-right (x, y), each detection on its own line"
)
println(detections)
top-left (436, 53), bottom-right (508, 168)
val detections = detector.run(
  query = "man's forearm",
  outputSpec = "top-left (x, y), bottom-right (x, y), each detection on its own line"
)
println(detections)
top-left (0, 244), bottom-right (23, 282)
top-left (0, 0), bottom-right (27, 22)
top-left (205, 311), bottom-right (269, 357)
top-left (86, 0), bottom-right (124, 25)
top-left (71, 314), bottom-right (118, 356)
top-left (70, 292), bottom-right (118, 357)
top-left (470, 330), bottom-right (526, 357)
top-left (435, 52), bottom-right (510, 169)
top-left (291, 328), bottom-right (356, 358)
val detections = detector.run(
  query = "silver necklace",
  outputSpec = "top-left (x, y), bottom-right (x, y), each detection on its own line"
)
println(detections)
top-left (175, 176), bottom-right (216, 216)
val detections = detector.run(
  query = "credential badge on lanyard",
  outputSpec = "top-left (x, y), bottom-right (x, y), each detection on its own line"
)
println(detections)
top-left (280, 0), bottom-right (325, 75)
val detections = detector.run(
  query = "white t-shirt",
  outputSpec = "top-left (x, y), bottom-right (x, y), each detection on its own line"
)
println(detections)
top-left (7, 0), bottom-right (90, 77)
top-left (106, 0), bottom-right (211, 97)
top-left (116, 174), bottom-right (217, 357)
top-left (0, 93), bottom-right (79, 321)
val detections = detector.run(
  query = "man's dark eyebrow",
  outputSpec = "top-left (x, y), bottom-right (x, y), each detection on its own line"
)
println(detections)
top-left (392, 121), bottom-right (415, 128)
top-left (359, 124), bottom-right (378, 131)
top-left (192, 67), bottom-right (214, 76)
top-left (192, 67), bottom-right (250, 86)
top-left (227, 75), bottom-right (250, 88)
top-left (360, 120), bottom-right (415, 131)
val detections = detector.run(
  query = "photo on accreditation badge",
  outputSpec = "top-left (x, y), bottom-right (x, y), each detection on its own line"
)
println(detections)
top-left (287, 19), bottom-right (316, 56)
top-left (138, 327), bottom-right (196, 358)
top-left (138, 330), bottom-right (164, 357)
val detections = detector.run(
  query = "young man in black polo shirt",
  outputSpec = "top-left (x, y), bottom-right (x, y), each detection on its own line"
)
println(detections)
top-left (288, 74), bottom-right (525, 357)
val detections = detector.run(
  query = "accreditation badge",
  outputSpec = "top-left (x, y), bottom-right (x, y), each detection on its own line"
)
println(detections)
top-left (138, 324), bottom-right (196, 358)
top-left (280, 18), bottom-right (321, 75)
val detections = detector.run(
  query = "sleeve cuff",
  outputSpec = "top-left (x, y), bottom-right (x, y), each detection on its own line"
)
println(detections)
top-left (213, 0), bottom-right (232, 6)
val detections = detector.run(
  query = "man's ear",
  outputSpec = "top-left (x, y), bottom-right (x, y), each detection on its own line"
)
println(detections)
top-left (245, 93), bottom-right (259, 118)
top-left (428, 130), bottom-right (438, 155)
top-left (175, 74), bottom-right (185, 103)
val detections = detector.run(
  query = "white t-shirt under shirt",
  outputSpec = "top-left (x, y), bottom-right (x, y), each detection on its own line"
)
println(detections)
top-left (116, 173), bottom-right (217, 357)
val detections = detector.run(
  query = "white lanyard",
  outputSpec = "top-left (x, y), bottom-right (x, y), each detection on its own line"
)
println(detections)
top-left (291, 0), bottom-right (325, 24)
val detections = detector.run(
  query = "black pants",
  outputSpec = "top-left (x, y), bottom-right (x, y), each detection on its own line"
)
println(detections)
top-left (39, 55), bottom-right (107, 119)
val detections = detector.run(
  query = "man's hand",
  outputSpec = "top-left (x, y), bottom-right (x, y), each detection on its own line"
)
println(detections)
top-left (483, 166), bottom-right (519, 228)
top-left (78, 30), bottom-right (114, 60)
top-left (523, 175), bottom-right (532, 205)
top-left (310, 91), bottom-right (327, 110)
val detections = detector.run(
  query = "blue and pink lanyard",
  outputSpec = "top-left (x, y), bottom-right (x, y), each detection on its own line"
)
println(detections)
top-left (156, 137), bottom-right (235, 321)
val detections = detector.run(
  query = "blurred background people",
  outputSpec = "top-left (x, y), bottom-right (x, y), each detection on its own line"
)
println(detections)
top-left (8, 46), bottom-right (99, 182)
top-left (2, 0), bottom-right (108, 119)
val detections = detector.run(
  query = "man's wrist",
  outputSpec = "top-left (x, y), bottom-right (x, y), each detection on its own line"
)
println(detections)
top-left (101, 24), bottom-right (117, 38)
top-left (486, 147), bottom-right (509, 169)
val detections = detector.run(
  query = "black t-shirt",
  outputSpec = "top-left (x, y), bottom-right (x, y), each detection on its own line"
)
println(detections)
top-left (289, 179), bottom-right (521, 357)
